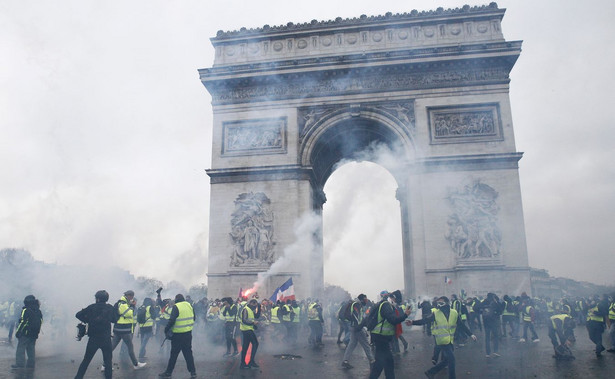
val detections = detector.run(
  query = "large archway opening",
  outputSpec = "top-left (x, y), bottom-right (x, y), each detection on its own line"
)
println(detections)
top-left (322, 160), bottom-right (403, 299)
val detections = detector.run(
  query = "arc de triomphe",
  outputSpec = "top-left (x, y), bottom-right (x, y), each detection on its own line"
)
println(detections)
top-left (199, 4), bottom-right (532, 299)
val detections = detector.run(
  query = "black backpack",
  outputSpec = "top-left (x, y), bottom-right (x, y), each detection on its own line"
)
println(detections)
top-left (136, 305), bottom-right (147, 324)
top-left (364, 301), bottom-right (387, 332)
top-left (338, 301), bottom-right (353, 321)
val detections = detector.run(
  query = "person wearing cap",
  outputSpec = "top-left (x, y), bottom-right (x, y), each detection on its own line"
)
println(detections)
top-left (109, 290), bottom-right (146, 371)
top-left (11, 295), bottom-right (43, 370)
top-left (74, 290), bottom-right (118, 379)
top-left (409, 295), bottom-right (476, 379)
top-left (365, 289), bottom-right (410, 379)
top-left (239, 298), bottom-right (261, 369)
top-left (159, 294), bottom-right (196, 378)
top-left (342, 294), bottom-right (374, 369)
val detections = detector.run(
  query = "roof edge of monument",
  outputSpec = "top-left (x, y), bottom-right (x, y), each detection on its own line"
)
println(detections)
top-left (213, 2), bottom-right (503, 40)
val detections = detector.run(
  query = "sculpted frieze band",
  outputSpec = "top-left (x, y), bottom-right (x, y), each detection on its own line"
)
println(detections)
top-left (211, 67), bottom-right (509, 104)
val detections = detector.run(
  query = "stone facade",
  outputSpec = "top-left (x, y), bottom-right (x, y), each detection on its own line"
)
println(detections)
top-left (200, 3), bottom-right (532, 299)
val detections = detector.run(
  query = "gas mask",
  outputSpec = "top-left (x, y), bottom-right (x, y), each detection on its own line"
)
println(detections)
top-left (436, 301), bottom-right (446, 308)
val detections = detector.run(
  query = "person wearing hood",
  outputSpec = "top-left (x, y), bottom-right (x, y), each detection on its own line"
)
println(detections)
top-left (480, 293), bottom-right (503, 358)
top-left (74, 290), bottom-right (118, 379)
top-left (159, 294), bottom-right (197, 378)
top-left (365, 289), bottom-right (411, 379)
top-left (409, 296), bottom-right (476, 379)
top-left (12, 295), bottom-right (43, 370)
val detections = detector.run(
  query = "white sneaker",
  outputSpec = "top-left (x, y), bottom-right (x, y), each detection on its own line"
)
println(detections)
top-left (532, 338), bottom-right (540, 343)
top-left (492, 352), bottom-right (501, 357)
top-left (518, 338), bottom-right (526, 342)
top-left (134, 362), bottom-right (147, 370)
top-left (100, 366), bottom-right (105, 372)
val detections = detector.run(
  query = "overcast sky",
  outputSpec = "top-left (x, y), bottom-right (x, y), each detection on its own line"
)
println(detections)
top-left (2, 0), bottom-right (614, 298)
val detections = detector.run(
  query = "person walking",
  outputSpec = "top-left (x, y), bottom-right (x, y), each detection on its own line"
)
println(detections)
top-left (519, 298), bottom-right (540, 343)
top-left (108, 290), bottom-right (146, 371)
top-left (159, 294), bottom-right (197, 378)
top-left (239, 299), bottom-right (261, 369)
top-left (137, 297), bottom-right (157, 360)
top-left (74, 290), bottom-right (118, 379)
top-left (342, 294), bottom-right (374, 369)
top-left (366, 290), bottom-right (411, 379)
top-left (410, 296), bottom-right (476, 379)
top-left (12, 295), bottom-right (43, 370)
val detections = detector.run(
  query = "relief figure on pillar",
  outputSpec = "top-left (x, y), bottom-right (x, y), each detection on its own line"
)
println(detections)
top-left (229, 192), bottom-right (276, 267)
top-left (444, 179), bottom-right (502, 260)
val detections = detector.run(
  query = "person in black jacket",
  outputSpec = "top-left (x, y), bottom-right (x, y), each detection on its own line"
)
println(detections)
top-left (480, 293), bottom-right (503, 357)
top-left (12, 295), bottom-right (43, 369)
top-left (74, 290), bottom-right (119, 379)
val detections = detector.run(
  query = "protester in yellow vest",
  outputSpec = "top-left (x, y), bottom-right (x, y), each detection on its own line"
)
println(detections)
top-left (239, 299), bottom-right (261, 369)
top-left (410, 296), bottom-right (476, 379)
top-left (367, 290), bottom-right (411, 379)
top-left (159, 294), bottom-right (196, 378)
top-left (221, 297), bottom-right (239, 357)
top-left (548, 310), bottom-right (576, 360)
top-left (137, 297), bottom-right (156, 360)
top-left (109, 290), bottom-right (146, 371)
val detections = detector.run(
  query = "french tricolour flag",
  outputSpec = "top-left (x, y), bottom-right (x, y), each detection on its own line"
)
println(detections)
top-left (269, 277), bottom-right (295, 302)
top-left (444, 276), bottom-right (452, 284)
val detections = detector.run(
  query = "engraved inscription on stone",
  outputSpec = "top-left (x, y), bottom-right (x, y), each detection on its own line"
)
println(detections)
top-left (429, 104), bottom-right (502, 144)
top-left (444, 179), bottom-right (502, 261)
top-left (223, 118), bottom-right (286, 156)
top-left (229, 192), bottom-right (276, 267)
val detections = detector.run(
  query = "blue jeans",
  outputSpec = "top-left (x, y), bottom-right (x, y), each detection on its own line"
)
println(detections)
top-left (426, 343), bottom-right (456, 379)
top-left (139, 331), bottom-right (152, 358)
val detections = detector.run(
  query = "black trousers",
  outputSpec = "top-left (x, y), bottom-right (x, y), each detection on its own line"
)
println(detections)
top-left (164, 332), bottom-right (196, 374)
top-left (240, 330), bottom-right (259, 366)
top-left (586, 320), bottom-right (605, 353)
top-left (225, 322), bottom-right (238, 353)
top-left (75, 335), bottom-right (113, 379)
top-left (15, 336), bottom-right (37, 368)
top-left (369, 333), bottom-right (394, 379)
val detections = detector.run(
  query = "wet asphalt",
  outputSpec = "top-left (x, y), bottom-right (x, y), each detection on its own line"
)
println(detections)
top-left (1, 324), bottom-right (614, 378)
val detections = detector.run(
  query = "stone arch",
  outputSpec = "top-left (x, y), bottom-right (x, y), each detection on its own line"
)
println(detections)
top-left (300, 104), bottom-right (416, 188)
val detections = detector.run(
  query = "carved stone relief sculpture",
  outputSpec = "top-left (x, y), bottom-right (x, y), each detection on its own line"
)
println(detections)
top-left (445, 179), bottom-right (502, 261)
top-left (230, 192), bottom-right (276, 267)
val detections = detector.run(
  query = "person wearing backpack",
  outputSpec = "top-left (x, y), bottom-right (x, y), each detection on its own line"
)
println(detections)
top-left (480, 293), bottom-right (503, 357)
top-left (74, 290), bottom-right (118, 379)
top-left (409, 296), bottom-right (476, 379)
top-left (108, 290), bottom-right (146, 371)
top-left (364, 290), bottom-right (410, 379)
top-left (12, 295), bottom-right (43, 370)
top-left (137, 297), bottom-right (157, 360)
top-left (342, 294), bottom-right (374, 369)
